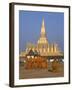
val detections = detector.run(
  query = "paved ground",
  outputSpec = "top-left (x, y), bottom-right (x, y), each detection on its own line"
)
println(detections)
top-left (19, 63), bottom-right (64, 79)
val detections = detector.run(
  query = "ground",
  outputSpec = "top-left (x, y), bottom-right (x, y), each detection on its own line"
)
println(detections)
top-left (19, 57), bottom-right (64, 79)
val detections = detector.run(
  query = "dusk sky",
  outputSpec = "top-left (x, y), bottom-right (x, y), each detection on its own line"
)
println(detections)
top-left (19, 10), bottom-right (64, 53)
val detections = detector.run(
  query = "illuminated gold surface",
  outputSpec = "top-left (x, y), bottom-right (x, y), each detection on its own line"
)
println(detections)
top-left (20, 19), bottom-right (63, 57)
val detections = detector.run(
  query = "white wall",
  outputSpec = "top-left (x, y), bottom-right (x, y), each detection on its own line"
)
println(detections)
top-left (0, 0), bottom-right (72, 89)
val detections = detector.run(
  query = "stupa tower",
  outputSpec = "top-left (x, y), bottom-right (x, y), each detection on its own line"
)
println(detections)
top-left (37, 18), bottom-right (48, 48)
top-left (41, 18), bottom-right (46, 37)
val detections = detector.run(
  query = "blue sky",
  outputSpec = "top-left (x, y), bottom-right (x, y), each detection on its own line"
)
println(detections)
top-left (19, 10), bottom-right (64, 53)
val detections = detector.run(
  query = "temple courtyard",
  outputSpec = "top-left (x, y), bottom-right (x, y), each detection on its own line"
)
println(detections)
top-left (19, 57), bottom-right (64, 79)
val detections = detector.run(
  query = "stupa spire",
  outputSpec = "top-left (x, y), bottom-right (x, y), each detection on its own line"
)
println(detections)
top-left (42, 18), bottom-right (44, 27)
top-left (41, 18), bottom-right (46, 37)
top-left (37, 18), bottom-right (48, 44)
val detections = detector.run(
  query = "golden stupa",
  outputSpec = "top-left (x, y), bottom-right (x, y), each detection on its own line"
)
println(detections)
top-left (20, 18), bottom-right (63, 57)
